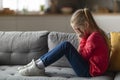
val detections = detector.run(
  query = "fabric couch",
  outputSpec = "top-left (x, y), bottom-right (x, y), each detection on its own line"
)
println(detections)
top-left (0, 31), bottom-right (118, 80)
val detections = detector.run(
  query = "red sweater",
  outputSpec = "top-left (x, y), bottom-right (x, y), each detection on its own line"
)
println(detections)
top-left (78, 31), bottom-right (109, 77)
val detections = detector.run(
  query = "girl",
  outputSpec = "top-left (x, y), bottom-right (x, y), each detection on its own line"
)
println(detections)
top-left (18, 8), bottom-right (110, 77)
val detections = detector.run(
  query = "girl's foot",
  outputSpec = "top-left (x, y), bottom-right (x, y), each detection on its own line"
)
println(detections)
top-left (18, 59), bottom-right (34, 71)
top-left (18, 59), bottom-right (45, 76)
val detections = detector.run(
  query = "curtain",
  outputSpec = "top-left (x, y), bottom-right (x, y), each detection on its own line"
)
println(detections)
top-left (1, 0), bottom-right (48, 11)
top-left (0, 0), bottom-right (2, 10)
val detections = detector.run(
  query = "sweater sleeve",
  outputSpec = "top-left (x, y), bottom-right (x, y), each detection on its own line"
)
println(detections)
top-left (79, 34), bottom-right (96, 60)
top-left (79, 32), bottom-right (109, 76)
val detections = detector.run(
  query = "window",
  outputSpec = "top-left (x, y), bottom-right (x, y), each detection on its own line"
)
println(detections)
top-left (0, 0), bottom-right (48, 13)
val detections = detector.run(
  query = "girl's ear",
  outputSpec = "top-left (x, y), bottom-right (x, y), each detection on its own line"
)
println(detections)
top-left (83, 21), bottom-right (90, 35)
top-left (84, 21), bottom-right (89, 29)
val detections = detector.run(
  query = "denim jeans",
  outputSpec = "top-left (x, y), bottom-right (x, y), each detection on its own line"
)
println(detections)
top-left (40, 41), bottom-right (91, 77)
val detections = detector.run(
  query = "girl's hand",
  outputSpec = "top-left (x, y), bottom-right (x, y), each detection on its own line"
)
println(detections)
top-left (73, 27), bottom-right (84, 37)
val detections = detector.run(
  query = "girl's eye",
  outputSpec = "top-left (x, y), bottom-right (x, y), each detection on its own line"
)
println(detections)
top-left (74, 27), bottom-right (79, 30)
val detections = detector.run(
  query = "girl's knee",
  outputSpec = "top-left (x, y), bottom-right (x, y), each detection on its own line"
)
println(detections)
top-left (61, 41), bottom-right (72, 46)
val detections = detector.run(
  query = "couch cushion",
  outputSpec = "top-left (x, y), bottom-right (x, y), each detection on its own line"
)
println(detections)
top-left (0, 65), bottom-right (114, 80)
top-left (109, 32), bottom-right (120, 71)
top-left (48, 32), bottom-right (78, 67)
top-left (114, 72), bottom-right (120, 80)
top-left (0, 31), bottom-right (49, 65)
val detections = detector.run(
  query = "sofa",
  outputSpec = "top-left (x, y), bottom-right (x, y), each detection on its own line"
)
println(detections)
top-left (0, 31), bottom-right (119, 80)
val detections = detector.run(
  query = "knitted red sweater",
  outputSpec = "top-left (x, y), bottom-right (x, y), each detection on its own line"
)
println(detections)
top-left (78, 31), bottom-right (109, 77)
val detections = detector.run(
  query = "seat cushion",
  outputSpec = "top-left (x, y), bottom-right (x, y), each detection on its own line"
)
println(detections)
top-left (114, 72), bottom-right (120, 80)
top-left (0, 65), bottom-right (114, 80)
top-left (0, 31), bottom-right (49, 65)
top-left (48, 32), bottom-right (78, 67)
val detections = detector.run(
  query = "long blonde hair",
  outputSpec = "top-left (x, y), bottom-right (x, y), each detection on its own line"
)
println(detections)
top-left (70, 8), bottom-right (110, 50)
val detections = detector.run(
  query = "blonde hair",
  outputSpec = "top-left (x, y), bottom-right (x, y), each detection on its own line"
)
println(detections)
top-left (71, 8), bottom-right (110, 51)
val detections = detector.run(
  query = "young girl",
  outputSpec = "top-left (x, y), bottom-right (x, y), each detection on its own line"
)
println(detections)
top-left (18, 8), bottom-right (110, 77)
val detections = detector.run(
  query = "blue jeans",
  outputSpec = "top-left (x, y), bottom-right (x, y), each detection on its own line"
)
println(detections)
top-left (40, 41), bottom-right (91, 77)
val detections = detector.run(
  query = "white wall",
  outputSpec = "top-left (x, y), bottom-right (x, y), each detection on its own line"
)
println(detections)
top-left (0, 15), bottom-right (72, 32)
top-left (0, 14), bottom-right (120, 33)
top-left (94, 14), bottom-right (120, 33)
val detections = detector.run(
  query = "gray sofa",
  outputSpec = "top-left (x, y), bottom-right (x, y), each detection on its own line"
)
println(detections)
top-left (0, 31), bottom-right (115, 80)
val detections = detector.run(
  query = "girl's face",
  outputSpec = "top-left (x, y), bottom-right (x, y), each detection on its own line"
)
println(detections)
top-left (71, 21), bottom-right (90, 38)
top-left (71, 24), bottom-right (85, 37)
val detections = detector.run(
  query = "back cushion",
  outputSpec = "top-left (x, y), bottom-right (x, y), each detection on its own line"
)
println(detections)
top-left (109, 32), bottom-right (120, 71)
top-left (0, 31), bottom-right (49, 65)
top-left (48, 32), bottom-right (78, 67)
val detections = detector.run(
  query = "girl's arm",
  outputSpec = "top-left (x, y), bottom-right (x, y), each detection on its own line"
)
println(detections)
top-left (77, 34), bottom-right (81, 52)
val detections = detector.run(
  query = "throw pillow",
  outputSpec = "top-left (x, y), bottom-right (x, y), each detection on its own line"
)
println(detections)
top-left (109, 32), bottom-right (120, 71)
